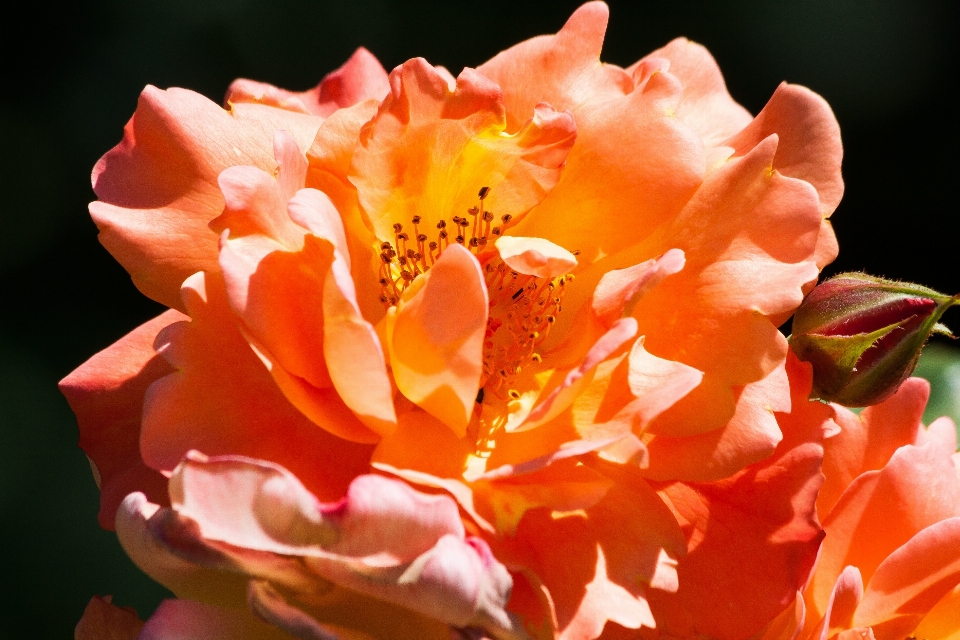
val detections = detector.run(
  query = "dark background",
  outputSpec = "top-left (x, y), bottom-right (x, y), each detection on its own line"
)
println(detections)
top-left (1, 1), bottom-right (957, 637)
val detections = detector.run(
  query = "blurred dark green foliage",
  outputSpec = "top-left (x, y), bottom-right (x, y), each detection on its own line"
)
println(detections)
top-left (0, 0), bottom-right (957, 637)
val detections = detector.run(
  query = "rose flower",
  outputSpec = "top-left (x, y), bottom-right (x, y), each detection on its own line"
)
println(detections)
top-left (758, 378), bottom-right (960, 640)
top-left (62, 3), bottom-right (844, 639)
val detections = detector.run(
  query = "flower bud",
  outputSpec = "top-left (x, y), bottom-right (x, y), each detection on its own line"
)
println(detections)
top-left (790, 273), bottom-right (958, 406)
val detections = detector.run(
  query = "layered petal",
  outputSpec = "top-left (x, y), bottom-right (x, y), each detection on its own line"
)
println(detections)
top-left (91, 86), bottom-right (322, 310)
top-left (648, 355), bottom-right (831, 639)
top-left (630, 38), bottom-right (753, 151)
top-left (349, 58), bottom-right (577, 243)
top-left (141, 271), bottom-right (375, 494)
top-left (386, 244), bottom-right (488, 436)
top-left (216, 132), bottom-right (395, 436)
top-left (60, 310), bottom-right (183, 528)
top-left (134, 453), bottom-right (526, 640)
top-left (807, 441), bottom-right (960, 620)
top-left (477, 2), bottom-right (632, 131)
top-left (226, 47), bottom-right (390, 118)
top-left (818, 377), bottom-right (929, 518)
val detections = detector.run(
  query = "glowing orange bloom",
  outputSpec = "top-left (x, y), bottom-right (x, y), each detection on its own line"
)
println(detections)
top-left (63, 3), bottom-right (844, 638)
top-left (759, 378), bottom-right (960, 640)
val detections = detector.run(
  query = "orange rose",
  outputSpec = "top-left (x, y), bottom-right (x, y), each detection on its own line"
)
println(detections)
top-left (64, 3), bottom-right (844, 638)
top-left (760, 378), bottom-right (960, 640)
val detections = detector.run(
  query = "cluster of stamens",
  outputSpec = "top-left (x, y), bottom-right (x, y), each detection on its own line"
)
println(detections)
top-left (377, 187), bottom-right (513, 307)
top-left (478, 260), bottom-right (572, 400)
top-left (375, 187), bottom-right (576, 454)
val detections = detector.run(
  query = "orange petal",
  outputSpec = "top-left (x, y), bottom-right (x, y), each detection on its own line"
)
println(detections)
top-left (913, 583), bottom-right (960, 640)
top-left (727, 83), bottom-right (844, 218)
top-left (818, 377), bottom-right (929, 518)
top-left (90, 86), bottom-right (322, 310)
top-left (75, 596), bottom-right (144, 640)
top-left (727, 82), bottom-right (843, 272)
top-left (808, 442), bottom-right (960, 620)
top-left (386, 245), bottom-right (488, 436)
top-left (503, 481), bottom-right (685, 640)
top-left (477, 2), bottom-right (632, 131)
top-left (629, 38), bottom-right (753, 150)
top-left (349, 58), bottom-right (576, 242)
top-left (510, 67), bottom-right (704, 265)
top-left (226, 48), bottom-right (389, 118)
top-left (804, 566), bottom-right (863, 640)
top-left (141, 271), bottom-right (375, 495)
top-left (641, 359), bottom-right (788, 481)
top-left (59, 310), bottom-right (183, 529)
top-left (649, 367), bottom-right (827, 639)
top-left (853, 517), bottom-right (960, 634)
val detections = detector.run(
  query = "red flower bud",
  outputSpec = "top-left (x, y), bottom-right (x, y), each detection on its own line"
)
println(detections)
top-left (790, 273), bottom-right (958, 406)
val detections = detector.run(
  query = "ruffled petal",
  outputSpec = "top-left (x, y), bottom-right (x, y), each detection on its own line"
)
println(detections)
top-left (216, 135), bottom-right (396, 435)
top-left (90, 86), bottom-right (322, 310)
top-left (349, 58), bottom-right (576, 243)
top-left (476, 2), bottom-right (632, 131)
top-left (510, 67), bottom-right (703, 265)
top-left (141, 271), bottom-right (376, 493)
top-left (629, 38), bottom-right (753, 150)
top-left (59, 310), bottom-right (183, 529)
top-left (386, 245), bottom-right (488, 436)
top-left (226, 48), bottom-right (389, 118)
top-left (139, 599), bottom-right (288, 640)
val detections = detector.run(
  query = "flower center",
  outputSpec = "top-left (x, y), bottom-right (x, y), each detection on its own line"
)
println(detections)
top-left (376, 187), bottom-right (512, 307)
top-left (375, 187), bottom-right (574, 404)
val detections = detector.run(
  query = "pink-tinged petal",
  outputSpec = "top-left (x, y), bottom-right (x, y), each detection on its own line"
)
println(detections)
top-left (152, 454), bottom-right (525, 640)
top-left (853, 517), bottom-right (960, 634)
top-left (495, 236), bottom-right (578, 279)
top-left (227, 48), bottom-right (389, 119)
top-left (916, 415), bottom-right (958, 454)
top-left (818, 378), bottom-right (929, 518)
top-left (727, 83), bottom-right (844, 218)
top-left (75, 596), bottom-right (144, 640)
top-left (349, 58), bottom-right (576, 243)
top-left (116, 492), bottom-right (251, 607)
top-left (90, 86), bottom-right (322, 310)
top-left (142, 271), bottom-right (376, 494)
top-left (808, 443), bottom-right (960, 619)
top-left (139, 599), bottom-right (286, 640)
top-left (386, 245), bottom-right (488, 436)
top-left (170, 452), bottom-right (463, 561)
top-left (510, 68), bottom-right (703, 266)
top-left (477, 2), bottom-right (632, 131)
top-left (501, 480), bottom-right (686, 640)
top-left (913, 584), bottom-right (960, 640)
top-left (59, 310), bottom-right (183, 529)
top-left (649, 357), bottom-right (828, 639)
top-left (805, 566), bottom-right (863, 640)
top-left (631, 38), bottom-right (753, 149)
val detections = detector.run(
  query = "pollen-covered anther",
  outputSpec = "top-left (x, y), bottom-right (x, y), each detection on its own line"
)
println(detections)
top-left (375, 187), bottom-right (517, 309)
